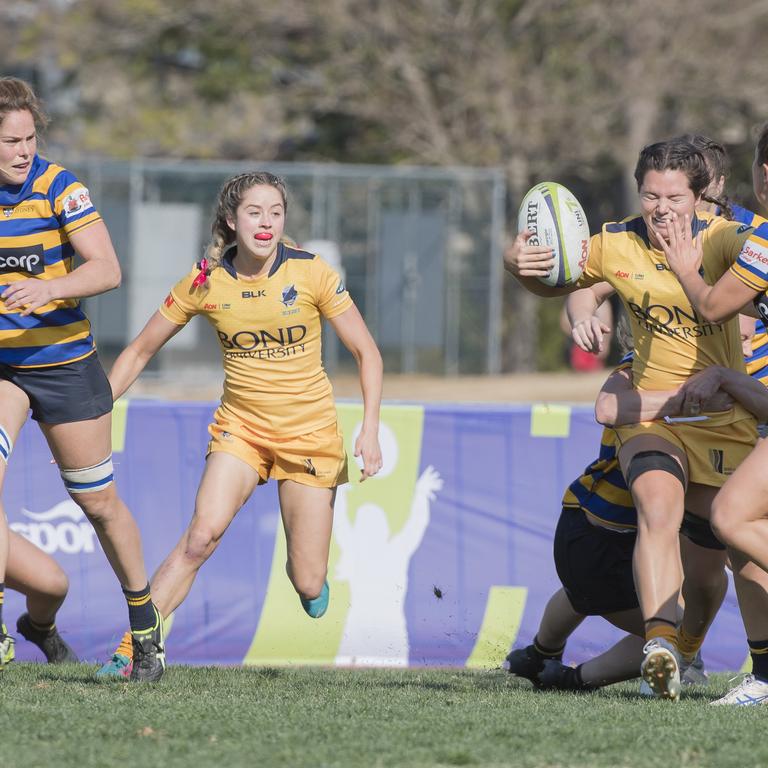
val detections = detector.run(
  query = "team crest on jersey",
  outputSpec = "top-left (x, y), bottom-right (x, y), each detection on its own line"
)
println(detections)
top-left (3, 207), bottom-right (13, 218)
top-left (62, 187), bottom-right (94, 220)
top-left (336, 279), bottom-right (346, 295)
top-left (281, 284), bottom-right (298, 307)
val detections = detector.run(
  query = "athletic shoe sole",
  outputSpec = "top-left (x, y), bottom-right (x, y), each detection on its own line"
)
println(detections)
top-left (641, 647), bottom-right (681, 701)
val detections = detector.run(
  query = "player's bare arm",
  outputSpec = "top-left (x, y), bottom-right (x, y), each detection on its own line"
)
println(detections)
top-left (1, 221), bottom-right (121, 316)
top-left (663, 212), bottom-right (756, 323)
top-left (566, 283), bottom-right (615, 354)
top-left (328, 304), bottom-right (383, 480)
top-left (109, 311), bottom-right (183, 400)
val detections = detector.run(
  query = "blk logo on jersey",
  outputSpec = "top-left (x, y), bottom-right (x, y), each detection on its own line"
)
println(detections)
top-left (0, 244), bottom-right (45, 275)
top-left (242, 290), bottom-right (266, 299)
top-left (281, 284), bottom-right (298, 307)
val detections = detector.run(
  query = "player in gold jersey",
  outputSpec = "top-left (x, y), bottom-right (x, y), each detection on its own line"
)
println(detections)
top-left (103, 172), bottom-right (383, 666)
top-left (655, 124), bottom-right (768, 705)
top-left (505, 138), bottom-right (761, 700)
top-left (0, 78), bottom-right (161, 680)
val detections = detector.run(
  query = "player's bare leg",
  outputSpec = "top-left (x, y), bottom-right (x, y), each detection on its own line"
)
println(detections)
top-left (278, 480), bottom-right (335, 617)
top-left (711, 439), bottom-right (768, 572)
top-left (0, 380), bottom-right (32, 669)
top-left (42, 414), bottom-right (163, 681)
top-left (620, 436), bottom-right (688, 700)
top-left (6, 530), bottom-right (77, 663)
top-left (149, 452), bottom-right (260, 616)
top-left (714, 552), bottom-right (768, 705)
top-left (505, 588), bottom-right (585, 685)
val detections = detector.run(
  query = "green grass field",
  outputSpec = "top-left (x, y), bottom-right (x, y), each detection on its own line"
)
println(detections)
top-left (1, 664), bottom-right (765, 768)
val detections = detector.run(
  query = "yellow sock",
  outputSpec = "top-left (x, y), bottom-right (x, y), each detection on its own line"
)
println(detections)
top-left (646, 623), bottom-right (678, 646)
top-left (677, 627), bottom-right (705, 662)
top-left (116, 630), bottom-right (133, 658)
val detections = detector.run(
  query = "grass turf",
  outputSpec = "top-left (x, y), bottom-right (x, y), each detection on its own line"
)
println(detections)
top-left (1, 664), bottom-right (765, 768)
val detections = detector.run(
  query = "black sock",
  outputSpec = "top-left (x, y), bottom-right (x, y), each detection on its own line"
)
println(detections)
top-left (29, 617), bottom-right (55, 634)
top-left (533, 634), bottom-right (565, 661)
top-left (0, 582), bottom-right (4, 628)
top-left (122, 583), bottom-right (156, 633)
top-left (748, 638), bottom-right (768, 682)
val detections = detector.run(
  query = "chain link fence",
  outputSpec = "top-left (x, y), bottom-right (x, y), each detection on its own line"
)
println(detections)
top-left (68, 158), bottom-right (506, 379)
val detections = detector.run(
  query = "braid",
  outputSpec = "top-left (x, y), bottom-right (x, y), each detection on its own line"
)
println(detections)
top-left (702, 192), bottom-right (734, 220)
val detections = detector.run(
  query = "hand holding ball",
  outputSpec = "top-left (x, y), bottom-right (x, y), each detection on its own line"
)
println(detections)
top-left (516, 182), bottom-right (590, 287)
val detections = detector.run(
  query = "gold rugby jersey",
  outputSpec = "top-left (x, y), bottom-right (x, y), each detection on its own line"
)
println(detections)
top-left (0, 155), bottom-right (101, 367)
top-left (561, 360), bottom-right (636, 532)
top-left (578, 211), bottom-right (752, 420)
top-left (160, 243), bottom-right (353, 437)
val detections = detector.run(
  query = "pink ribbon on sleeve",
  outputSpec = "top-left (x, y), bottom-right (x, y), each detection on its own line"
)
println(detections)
top-left (192, 258), bottom-right (209, 288)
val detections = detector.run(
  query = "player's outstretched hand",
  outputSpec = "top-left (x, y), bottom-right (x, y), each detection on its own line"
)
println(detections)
top-left (571, 316), bottom-right (611, 354)
top-left (1, 278), bottom-right (56, 316)
top-left (354, 427), bottom-right (382, 482)
top-left (503, 230), bottom-right (555, 278)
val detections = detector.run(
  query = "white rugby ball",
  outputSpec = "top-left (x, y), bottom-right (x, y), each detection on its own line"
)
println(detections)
top-left (517, 182), bottom-right (590, 287)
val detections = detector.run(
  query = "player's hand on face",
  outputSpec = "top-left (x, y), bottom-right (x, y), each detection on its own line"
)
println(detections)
top-left (0, 278), bottom-right (56, 316)
top-left (354, 428), bottom-right (382, 481)
top-left (503, 229), bottom-right (555, 277)
top-left (571, 316), bottom-right (611, 354)
top-left (654, 212), bottom-right (703, 279)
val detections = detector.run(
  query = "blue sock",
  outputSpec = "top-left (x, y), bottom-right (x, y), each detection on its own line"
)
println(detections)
top-left (301, 581), bottom-right (329, 619)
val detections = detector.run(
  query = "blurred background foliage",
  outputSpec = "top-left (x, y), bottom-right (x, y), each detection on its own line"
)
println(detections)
top-left (3, 0), bottom-right (768, 371)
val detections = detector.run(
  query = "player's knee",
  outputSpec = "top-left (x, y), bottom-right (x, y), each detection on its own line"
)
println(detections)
top-left (709, 497), bottom-right (739, 547)
top-left (45, 567), bottom-right (70, 600)
top-left (183, 523), bottom-right (220, 565)
top-left (72, 487), bottom-right (118, 525)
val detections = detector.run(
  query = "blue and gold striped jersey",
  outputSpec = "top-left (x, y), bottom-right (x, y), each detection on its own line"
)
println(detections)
top-left (0, 155), bottom-right (100, 367)
top-left (729, 204), bottom-right (768, 386)
top-left (729, 203), bottom-right (768, 297)
top-left (562, 359), bottom-right (636, 532)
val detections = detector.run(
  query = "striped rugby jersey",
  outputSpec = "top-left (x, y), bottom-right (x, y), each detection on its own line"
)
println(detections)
top-left (729, 203), bottom-right (768, 386)
top-left (0, 154), bottom-right (100, 367)
top-left (561, 358), bottom-right (636, 531)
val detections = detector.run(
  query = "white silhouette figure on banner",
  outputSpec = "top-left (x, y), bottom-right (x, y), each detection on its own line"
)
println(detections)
top-left (334, 421), bottom-right (443, 666)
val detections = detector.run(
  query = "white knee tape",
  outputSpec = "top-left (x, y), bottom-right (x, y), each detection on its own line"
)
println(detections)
top-left (0, 426), bottom-right (12, 464)
top-left (60, 454), bottom-right (114, 494)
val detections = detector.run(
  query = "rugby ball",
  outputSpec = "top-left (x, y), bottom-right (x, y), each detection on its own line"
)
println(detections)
top-left (517, 182), bottom-right (590, 287)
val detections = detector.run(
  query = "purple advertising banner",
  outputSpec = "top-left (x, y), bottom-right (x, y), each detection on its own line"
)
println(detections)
top-left (3, 399), bottom-right (748, 672)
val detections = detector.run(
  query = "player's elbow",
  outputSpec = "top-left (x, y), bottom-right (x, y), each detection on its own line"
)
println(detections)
top-left (594, 394), bottom-right (618, 426)
top-left (109, 262), bottom-right (122, 290)
top-left (698, 303), bottom-right (735, 325)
